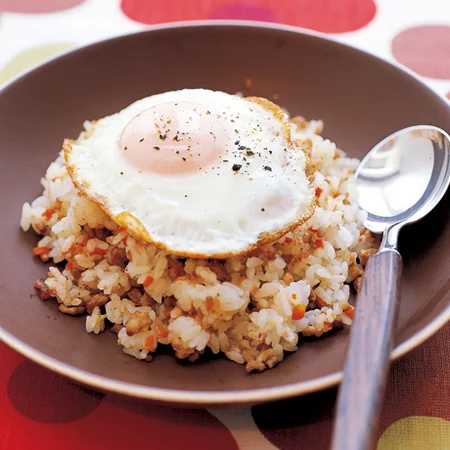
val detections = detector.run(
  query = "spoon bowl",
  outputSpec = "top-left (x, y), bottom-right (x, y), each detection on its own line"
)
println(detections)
top-left (332, 126), bottom-right (450, 450)
top-left (356, 125), bottom-right (450, 236)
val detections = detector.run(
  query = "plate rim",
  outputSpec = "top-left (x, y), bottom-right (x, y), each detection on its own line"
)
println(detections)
top-left (1, 19), bottom-right (450, 406)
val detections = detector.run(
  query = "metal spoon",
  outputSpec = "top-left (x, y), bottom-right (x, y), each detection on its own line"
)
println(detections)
top-left (331, 125), bottom-right (450, 450)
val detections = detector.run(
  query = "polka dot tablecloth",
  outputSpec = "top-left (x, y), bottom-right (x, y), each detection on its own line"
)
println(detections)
top-left (1, 1), bottom-right (449, 449)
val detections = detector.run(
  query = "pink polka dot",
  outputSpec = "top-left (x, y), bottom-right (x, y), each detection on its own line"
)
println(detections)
top-left (121, 0), bottom-right (376, 33)
top-left (392, 25), bottom-right (450, 80)
top-left (210, 4), bottom-right (277, 22)
top-left (0, 0), bottom-right (85, 13)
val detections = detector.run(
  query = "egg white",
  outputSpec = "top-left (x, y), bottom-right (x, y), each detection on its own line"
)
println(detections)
top-left (64, 89), bottom-right (314, 257)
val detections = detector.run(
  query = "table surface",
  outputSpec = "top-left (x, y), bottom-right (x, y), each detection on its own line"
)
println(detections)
top-left (1, 1), bottom-right (449, 449)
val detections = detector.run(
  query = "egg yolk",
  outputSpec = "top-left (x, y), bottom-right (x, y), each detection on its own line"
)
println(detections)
top-left (119, 102), bottom-right (227, 174)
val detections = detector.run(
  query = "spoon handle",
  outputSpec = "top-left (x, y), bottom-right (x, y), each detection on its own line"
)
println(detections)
top-left (331, 248), bottom-right (402, 450)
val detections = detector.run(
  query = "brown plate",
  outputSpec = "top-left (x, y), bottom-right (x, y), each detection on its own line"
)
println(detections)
top-left (1, 22), bottom-right (449, 407)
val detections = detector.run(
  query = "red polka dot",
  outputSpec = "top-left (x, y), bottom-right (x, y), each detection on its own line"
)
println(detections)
top-left (276, 0), bottom-right (376, 33)
top-left (8, 361), bottom-right (103, 423)
top-left (0, 342), bottom-right (25, 369)
top-left (0, 0), bottom-right (85, 13)
top-left (392, 25), bottom-right (450, 80)
top-left (104, 397), bottom-right (239, 450)
top-left (210, 4), bottom-right (277, 22)
top-left (0, 347), bottom-right (237, 449)
top-left (121, 0), bottom-right (376, 33)
top-left (121, 0), bottom-right (205, 23)
top-left (251, 389), bottom-right (336, 449)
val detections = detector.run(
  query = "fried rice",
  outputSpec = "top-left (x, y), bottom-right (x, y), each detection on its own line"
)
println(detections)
top-left (20, 116), bottom-right (377, 373)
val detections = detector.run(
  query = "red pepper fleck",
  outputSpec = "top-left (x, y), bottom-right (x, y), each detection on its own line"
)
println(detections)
top-left (89, 247), bottom-right (107, 257)
top-left (42, 208), bottom-right (56, 220)
top-left (143, 276), bottom-right (153, 287)
top-left (344, 305), bottom-right (355, 319)
top-left (315, 239), bottom-right (324, 249)
top-left (315, 187), bottom-right (323, 197)
top-left (155, 325), bottom-right (169, 338)
top-left (144, 335), bottom-right (155, 348)
top-left (33, 246), bottom-right (51, 256)
top-left (292, 304), bottom-right (306, 320)
top-left (316, 297), bottom-right (328, 308)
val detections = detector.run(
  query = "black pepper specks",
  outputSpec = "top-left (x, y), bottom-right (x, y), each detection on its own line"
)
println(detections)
top-left (232, 164), bottom-right (242, 171)
top-left (139, 138), bottom-right (144, 142)
top-left (261, 208), bottom-right (265, 212)
top-left (159, 134), bottom-right (167, 141)
top-left (153, 146), bottom-right (160, 150)
top-left (264, 166), bottom-right (272, 171)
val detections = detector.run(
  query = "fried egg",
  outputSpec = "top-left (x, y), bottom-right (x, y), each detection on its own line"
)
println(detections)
top-left (64, 89), bottom-right (314, 258)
